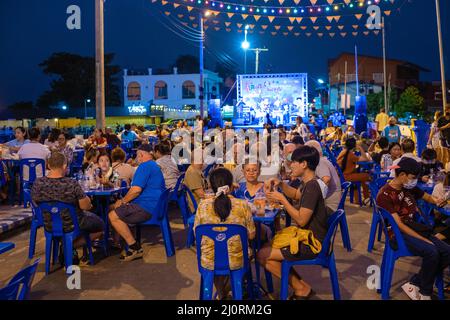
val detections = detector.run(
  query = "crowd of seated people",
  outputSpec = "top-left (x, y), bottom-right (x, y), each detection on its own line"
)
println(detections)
top-left (1, 111), bottom-right (450, 300)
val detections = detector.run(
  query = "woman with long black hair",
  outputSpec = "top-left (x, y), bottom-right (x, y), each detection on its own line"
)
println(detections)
top-left (193, 167), bottom-right (255, 299)
top-left (337, 138), bottom-right (371, 205)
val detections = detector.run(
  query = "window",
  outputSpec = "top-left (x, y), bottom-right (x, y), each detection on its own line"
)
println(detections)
top-left (154, 81), bottom-right (168, 99)
top-left (127, 82), bottom-right (141, 101)
top-left (373, 73), bottom-right (384, 83)
top-left (182, 81), bottom-right (196, 99)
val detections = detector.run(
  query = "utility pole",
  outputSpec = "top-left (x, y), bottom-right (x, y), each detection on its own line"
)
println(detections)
top-left (95, 0), bottom-right (105, 129)
top-left (343, 61), bottom-right (348, 116)
top-left (199, 13), bottom-right (205, 118)
top-left (435, 0), bottom-right (448, 113)
top-left (382, 17), bottom-right (388, 114)
top-left (249, 48), bottom-right (269, 74)
top-left (244, 26), bottom-right (248, 74)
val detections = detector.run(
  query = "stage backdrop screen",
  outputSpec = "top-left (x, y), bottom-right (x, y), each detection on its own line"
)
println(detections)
top-left (236, 73), bottom-right (308, 126)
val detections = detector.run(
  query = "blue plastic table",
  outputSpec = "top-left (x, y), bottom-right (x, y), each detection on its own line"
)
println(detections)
top-left (0, 242), bottom-right (15, 255)
top-left (417, 182), bottom-right (435, 194)
top-left (357, 161), bottom-right (376, 172)
top-left (85, 186), bottom-right (129, 255)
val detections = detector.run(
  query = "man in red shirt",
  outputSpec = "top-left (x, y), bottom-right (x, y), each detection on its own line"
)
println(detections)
top-left (376, 157), bottom-right (450, 300)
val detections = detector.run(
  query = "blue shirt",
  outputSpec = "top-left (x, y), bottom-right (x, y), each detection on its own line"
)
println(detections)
top-left (6, 139), bottom-right (30, 148)
top-left (383, 125), bottom-right (401, 143)
top-left (131, 160), bottom-right (165, 214)
top-left (233, 182), bottom-right (265, 203)
top-left (121, 130), bottom-right (138, 142)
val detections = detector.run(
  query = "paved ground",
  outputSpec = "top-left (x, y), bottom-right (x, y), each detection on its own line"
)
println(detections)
top-left (0, 202), bottom-right (448, 300)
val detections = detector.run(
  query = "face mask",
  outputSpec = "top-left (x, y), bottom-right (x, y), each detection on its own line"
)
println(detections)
top-left (389, 123), bottom-right (395, 126)
top-left (348, 132), bottom-right (354, 137)
top-left (423, 160), bottom-right (436, 165)
top-left (403, 178), bottom-right (418, 189)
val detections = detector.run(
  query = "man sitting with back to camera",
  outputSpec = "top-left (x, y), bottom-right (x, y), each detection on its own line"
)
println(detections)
top-left (31, 152), bottom-right (104, 265)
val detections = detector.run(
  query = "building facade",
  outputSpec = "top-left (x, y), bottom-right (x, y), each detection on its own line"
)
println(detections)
top-left (123, 67), bottom-right (223, 117)
top-left (328, 52), bottom-right (429, 110)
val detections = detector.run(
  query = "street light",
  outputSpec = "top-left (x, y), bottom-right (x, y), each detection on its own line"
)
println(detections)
top-left (84, 98), bottom-right (91, 119)
top-left (317, 79), bottom-right (325, 84)
top-left (242, 25), bottom-right (250, 74)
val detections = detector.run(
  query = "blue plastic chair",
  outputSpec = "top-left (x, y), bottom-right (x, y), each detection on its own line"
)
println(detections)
top-left (24, 188), bottom-right (43, 259)
top-left (367, 177), bottom-right (392, 252)
top-left (177, 164), bottom-right (190, 173)
top-left (37, 202), bottom-right (95, 275)
top-left (195, 224), bottom-right (254, 300)
top-left (376, 207), bottom-right (445, 300)
top-left (279, 210), bottom-right (344, 300)
top-left (4, 258), bottom-right (40, 300)
top-left (185, 186), bottom-right (198, 248)
top-left (203, 163), bottom-right (215, 179)
top-left (20, 158), bottom-right (45, 208)
top-left (337, 182), bottom-right (352, 252)
top-left (169, 173), bottom-right (188, 225)
top-left (0, 279), bottom-right (21, 300)
top-left (120, 140), bottom-right (132, 157)
top-left (0, 162), bottom-right (6, 188)
top-left (135, 188), bottom-right (175, 257)
top-left (148, 136), bottom-right (158, 146)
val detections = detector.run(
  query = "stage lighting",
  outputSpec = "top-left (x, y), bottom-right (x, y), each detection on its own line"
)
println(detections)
top-left (241, 41), bottom-right (250, 50)
top-left (318, 79), bottom-right (325, 84)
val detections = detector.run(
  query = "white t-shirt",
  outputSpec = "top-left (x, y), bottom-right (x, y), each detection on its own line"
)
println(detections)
top-left (18, 142), bottom-right (50, 160)
top-left (296, 123), bottom-right (309, 140)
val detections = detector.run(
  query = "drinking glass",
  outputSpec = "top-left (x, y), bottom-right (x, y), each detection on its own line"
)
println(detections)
top-left (254, 196), bottom-right (266, 217)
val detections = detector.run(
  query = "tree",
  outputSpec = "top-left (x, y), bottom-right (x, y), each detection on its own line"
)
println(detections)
top-left (215, 61), bottom-right (237, 81)
top-left (393, 86), bottom-right (425, 118)
top-left (366, 92), bottom-right (384, 117)
top-left (366, 89), bottom-right (399, 118)
top-left (172, 55), bottom-right (199, 74)
top-left (36, 52), bottom-right (121, 108)
top-left (7, 101), bottom-right (34, 110)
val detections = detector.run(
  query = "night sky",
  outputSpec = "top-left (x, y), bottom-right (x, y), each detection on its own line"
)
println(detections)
top-left (0, 0), bottom-right (449, 109)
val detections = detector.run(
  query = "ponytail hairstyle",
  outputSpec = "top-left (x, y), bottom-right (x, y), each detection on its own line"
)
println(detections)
top-left (341, 138), bottom-right (356, 172)
top-left (209, 167), bottom-right (233, 222)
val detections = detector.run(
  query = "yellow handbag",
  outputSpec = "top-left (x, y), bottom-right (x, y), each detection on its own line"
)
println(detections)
top-left (272, 226), bottom-right (322, 255)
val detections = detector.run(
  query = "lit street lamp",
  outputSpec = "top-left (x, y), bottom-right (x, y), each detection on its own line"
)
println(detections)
top-left (242, 25), bottom-right (250, 74)
top-left (84, 99), bottom-right (91, 119)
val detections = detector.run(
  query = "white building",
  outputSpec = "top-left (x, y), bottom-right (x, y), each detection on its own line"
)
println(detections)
top-left (123, 67), bottom-right (223, 117)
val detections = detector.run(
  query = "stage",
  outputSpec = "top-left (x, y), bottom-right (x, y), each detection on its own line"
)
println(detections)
top-left (232, 73), bottom-right (309, 127)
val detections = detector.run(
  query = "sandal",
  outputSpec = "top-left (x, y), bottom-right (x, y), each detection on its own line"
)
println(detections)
top-left (288, 289), bottom-right (315, 300)
top-left (363, 198), bottom-right (371, 206)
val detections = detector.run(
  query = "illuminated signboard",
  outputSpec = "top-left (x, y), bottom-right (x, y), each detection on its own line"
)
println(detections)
top-left (127, 105), bottom-right (148, 115)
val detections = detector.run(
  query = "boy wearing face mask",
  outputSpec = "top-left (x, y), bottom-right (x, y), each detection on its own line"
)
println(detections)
top-left (376, 157), bottom-right (450, 300)
top-left (419, 148), bottom-right (443, 183)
